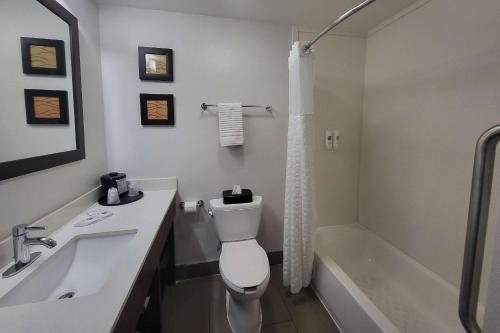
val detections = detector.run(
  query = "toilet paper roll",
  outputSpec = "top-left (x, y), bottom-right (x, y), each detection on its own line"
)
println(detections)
top-left (183, 201), bottom-right (198, 213)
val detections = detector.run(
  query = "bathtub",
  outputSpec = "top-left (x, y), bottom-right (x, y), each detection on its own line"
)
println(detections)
top-left (312, 224), bottom-right (466, 333)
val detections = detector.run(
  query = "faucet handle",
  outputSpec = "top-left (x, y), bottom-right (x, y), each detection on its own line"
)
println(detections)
top-left (12, 224), bottom-right (46, 237)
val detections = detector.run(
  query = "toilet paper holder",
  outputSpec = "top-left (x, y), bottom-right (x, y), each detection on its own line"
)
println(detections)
top-left (179, 200), bottom-right (204, 208)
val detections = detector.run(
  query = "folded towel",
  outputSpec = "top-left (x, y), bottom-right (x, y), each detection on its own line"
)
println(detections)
top-left (218, 102), bottom-right (243, 146)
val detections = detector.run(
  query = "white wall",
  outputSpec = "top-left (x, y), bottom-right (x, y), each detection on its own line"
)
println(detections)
top-left (359, 0), bottom-right (500, 286)
top-left (99, 6), bottom-right (290, 265)
top-left (297, 30), bottom-right (366, 227)
top-left (0, 0), bottom-right (76, 162)
top-left (0, 0), bottom-right (107, 240)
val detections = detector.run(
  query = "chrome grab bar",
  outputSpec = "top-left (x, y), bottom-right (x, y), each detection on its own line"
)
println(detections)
top-left (459, 124), bottom-right (500, 333)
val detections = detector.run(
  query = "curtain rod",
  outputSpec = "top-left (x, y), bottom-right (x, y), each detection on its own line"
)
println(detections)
top-left (303, 0), bottom-right (377, 53)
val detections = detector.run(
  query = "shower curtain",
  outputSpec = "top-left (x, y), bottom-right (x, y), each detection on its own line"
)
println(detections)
top-left (283, 41), bottom-right (315, 294)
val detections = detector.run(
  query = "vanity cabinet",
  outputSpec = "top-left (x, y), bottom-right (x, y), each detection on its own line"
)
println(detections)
top-left (113, 200), bottom-right (175, 333)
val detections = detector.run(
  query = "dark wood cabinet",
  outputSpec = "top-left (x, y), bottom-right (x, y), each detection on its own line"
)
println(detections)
top-left (112, 200), bottom-right (175, 333)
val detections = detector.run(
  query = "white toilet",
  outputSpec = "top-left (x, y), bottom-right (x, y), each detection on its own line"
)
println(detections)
top-left (209, 196), bottom-right (270, 333)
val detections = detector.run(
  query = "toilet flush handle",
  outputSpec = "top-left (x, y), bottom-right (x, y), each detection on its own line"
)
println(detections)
top-left (208, 208), bottom-right (214, 218)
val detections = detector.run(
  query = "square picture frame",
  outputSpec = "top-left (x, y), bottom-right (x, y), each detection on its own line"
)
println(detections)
top-left (140, 93), bottom-right (175, 126)
top-left (24, 89), bottom-right (69, 125)
top-left (138, 47), bottom-right (173, 81)
top-left (21, 37), bottom-right (66, 76)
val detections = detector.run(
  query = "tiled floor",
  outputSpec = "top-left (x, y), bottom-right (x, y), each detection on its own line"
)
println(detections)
top-left (163, 265), bottom-right (341, 333)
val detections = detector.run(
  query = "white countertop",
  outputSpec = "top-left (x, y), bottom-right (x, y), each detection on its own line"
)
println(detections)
top-left (0, 189), bottom-right (176, 333)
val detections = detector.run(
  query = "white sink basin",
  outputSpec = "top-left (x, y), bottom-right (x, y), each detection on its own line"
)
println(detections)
top-left (0, 230), bottom-right (137, 308)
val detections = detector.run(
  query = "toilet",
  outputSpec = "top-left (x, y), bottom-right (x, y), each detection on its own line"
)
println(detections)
top-left (209, 196), bottom-right (269, 333)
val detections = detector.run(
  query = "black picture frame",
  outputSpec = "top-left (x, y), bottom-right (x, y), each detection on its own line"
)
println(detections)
top-left (24, 89), bottom-right (69, 125)
top-left (140, 94), bottom-right (175, 126)
top-left (138, 47), bottom-right (174, 81)
top-left (21, 37), bottom-right (66, 76)
top-left (0, 0), bottom-right (85, 182)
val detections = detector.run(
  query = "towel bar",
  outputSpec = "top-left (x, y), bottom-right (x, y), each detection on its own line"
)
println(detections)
top-left (201, 103), bottom-right (272, 112)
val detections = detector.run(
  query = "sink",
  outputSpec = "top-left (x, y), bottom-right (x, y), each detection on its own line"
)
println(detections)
top-left (0, 230), bottom-right (137, 308)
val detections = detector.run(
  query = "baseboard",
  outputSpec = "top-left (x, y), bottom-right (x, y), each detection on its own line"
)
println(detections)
top-left (267, 250), bottom-right (283, 266)
top-left (175, 260), bottom-right (220, 281)
top-left (176, 250), bottom-right (283, 281)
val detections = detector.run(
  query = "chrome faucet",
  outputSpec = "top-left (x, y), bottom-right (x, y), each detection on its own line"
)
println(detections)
top-left (2, 224), bottom-right (57, 278)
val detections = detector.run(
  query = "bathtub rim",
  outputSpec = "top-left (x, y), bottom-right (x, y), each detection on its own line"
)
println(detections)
top-left (313, 250), bottom-right (400, 333)
top-left (313, 223), bottom-right (485, 333)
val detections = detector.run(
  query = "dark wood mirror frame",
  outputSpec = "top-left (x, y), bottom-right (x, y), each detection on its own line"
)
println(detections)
top-left (0, 0), bottom-right (85, 182)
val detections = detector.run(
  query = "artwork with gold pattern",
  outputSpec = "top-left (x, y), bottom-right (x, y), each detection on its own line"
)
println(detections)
top-left (21, 37), bottom-right (66, 76)
top-left (29, 45), bottom-right (57, 69)
top-left (145, 54), bottom-right (167, 75)
top-left (24, 89), bottom-right (69, 124)
top-left (33, 96), bottom-right (61, 118)
top-left (146, 100), bottom-right (168, 120)
top-left (140, 93), bottom-right (174, 125)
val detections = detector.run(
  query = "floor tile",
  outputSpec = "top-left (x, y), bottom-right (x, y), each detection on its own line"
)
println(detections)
top-left (281, 287), bottom-right (318, 307)
top-left (261, 285), bottom-right (291, 325)
top-left (261, 321), bottom-right (298, 333)
top-left (163, 277), bottom-right (211, 333)
top-left (210, 298), bottom-right (233, 333)
top-left (209, 276), bottom-right (232, 333)
top-left (163, 268), bottom-right (340, 333)
top-left (281, 288), bottom-right (340, 333)
top-left (207, 274), bottom-right (226, 303)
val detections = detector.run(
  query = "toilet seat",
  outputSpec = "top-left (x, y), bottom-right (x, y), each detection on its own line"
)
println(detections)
top-left (219, 239), bottom-right (269, 293)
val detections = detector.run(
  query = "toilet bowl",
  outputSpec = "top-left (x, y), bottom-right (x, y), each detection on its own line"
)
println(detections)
top-left (219, 239), bottom-right (270, 333)
top-left (209, 196), bottom-right (269, 333)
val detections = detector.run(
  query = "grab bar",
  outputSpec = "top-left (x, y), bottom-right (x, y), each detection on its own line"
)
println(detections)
top-left (459, 124), bottom-right (500, 333)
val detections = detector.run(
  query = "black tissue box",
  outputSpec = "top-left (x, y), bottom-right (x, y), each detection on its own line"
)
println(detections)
top-left (223, 189), bottom-right (253, 204)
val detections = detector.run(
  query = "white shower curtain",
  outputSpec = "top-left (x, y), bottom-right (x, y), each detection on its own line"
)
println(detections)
top-left (283, 41), bottom-right (315, 294)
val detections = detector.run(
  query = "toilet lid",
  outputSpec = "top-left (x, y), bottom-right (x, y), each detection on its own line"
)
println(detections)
top-left (219, 239), bottom-right (269, 289)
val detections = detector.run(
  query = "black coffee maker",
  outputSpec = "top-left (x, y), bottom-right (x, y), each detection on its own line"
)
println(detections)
top-left (98, 172), bottom-right (144, 206)
top-left (100, 172), bottom-right (127, 195)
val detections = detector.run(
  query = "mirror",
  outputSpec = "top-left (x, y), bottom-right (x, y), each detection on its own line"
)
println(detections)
top-left (0, 0), bottom-right (84, 181)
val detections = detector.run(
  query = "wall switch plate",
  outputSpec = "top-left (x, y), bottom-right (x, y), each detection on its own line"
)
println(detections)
top-left (326, 130), bottom-right (340, 150)
top-left (333, 130), bottom-right (340, 150)
top-left (325, 130), bottom-right (333, 150)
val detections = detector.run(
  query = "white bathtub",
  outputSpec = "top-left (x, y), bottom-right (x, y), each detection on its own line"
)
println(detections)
top-left (312, 224), bottom-right (466, 333)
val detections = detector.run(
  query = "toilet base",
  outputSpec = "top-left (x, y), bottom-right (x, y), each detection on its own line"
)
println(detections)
top-left (226, 290), bottom-right (262, 333)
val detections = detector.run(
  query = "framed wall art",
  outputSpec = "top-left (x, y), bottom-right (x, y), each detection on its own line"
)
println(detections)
top-left (0, 0), bottom-right (84, 182)
top-left (21, 37), bottom-right (66, 76)
top-left (138, 46), bottom-right (173, 81)
top-left (24, 89), bottom-right (69, 124)
top-left (140, 93), bottom-right (174, 126)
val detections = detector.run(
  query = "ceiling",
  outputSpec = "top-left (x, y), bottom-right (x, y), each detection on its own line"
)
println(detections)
top-left (95, 0), bottom-right (421, 35)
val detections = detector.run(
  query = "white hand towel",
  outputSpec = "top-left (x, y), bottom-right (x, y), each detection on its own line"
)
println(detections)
top-left (218, 103), bottom-right (243, 146)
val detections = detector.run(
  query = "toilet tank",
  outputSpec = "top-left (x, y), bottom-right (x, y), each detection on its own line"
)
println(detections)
top-left (209, 196), bottom-right (262, 242)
